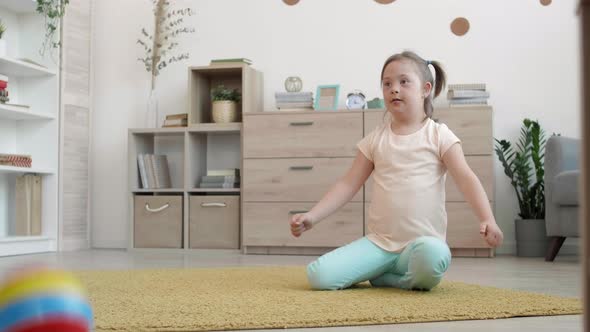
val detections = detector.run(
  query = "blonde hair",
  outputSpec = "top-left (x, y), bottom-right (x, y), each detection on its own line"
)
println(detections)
top-left (380, 51), bottom-right (447, 119)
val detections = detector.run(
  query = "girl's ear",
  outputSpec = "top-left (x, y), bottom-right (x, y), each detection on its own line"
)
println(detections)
top-left (423, 82), bottom-right (433, 98)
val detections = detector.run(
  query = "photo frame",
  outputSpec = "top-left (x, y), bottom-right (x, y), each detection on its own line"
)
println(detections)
top-left (314, 84), bottom-right (340, 111)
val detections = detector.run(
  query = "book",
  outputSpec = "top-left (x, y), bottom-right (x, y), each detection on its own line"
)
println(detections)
top-left (151, 154), bottom-right (172, 188)
top-left (201, 175), bottom-right (239, 183)
top-left (447, 83), bottom-right (486, 91)
top-left (144, 154), bottom-right (157, 189)
top-left (199, 182), bottom-right (239, 189)
top-left (137, 154), bottom-right (148, 189)
top-left (211, 58), bottom-right (252, 65)
top-left (0, 153), bottom-right (32, 167)
top-left (207, 168), bottom-right (240, 177)
top-left (449, 98), bottom-right (488, 105)
top-left (447, 90), bottom-right (490, 99)
top-left (163, 118), bottom-right (188, 126)
top-left (166, 113), bottom-right (188, 120)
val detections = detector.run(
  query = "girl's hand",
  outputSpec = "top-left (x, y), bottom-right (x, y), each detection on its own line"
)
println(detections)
top-left (480, 220), bottom-right (504, 247)
top-left (290, 213), bottom-right (314, 237)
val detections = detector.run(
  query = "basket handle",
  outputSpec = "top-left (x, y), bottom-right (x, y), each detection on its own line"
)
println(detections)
top-left (201, 202), bottom-right (227, 208)
top-left (145, 203), bottom-right (170, 213)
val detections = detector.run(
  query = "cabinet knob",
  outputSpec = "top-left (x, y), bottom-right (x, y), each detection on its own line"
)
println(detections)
top-left (289, 166), bottom-right (313, 171)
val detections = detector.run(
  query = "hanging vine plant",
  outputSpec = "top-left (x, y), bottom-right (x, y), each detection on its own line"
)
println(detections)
top-left (35, 0), bottom-right (69, 57)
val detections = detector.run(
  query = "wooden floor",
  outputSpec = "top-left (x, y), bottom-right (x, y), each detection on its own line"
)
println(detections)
top-left (0, 250), bottom-right (582, 331)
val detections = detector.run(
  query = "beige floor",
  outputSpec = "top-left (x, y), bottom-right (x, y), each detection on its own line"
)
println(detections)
top-left (0, 250), bottom-right (582, 332)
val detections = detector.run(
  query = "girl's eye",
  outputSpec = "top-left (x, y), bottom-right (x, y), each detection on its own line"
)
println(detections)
top-left (401, 79), bottom-right (408, 85)
top-left (383, 82), bottom-right (391, 88)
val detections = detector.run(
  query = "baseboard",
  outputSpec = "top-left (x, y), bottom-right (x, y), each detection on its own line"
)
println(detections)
top-left (495, 239), bottom-right (581, 256)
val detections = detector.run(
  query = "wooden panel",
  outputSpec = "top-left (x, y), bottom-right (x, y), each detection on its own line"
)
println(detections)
top-left (364, 155), bottom-right (493, 202)
top-left (243, 157), bottom-right (361, 202)
top-left (435, 107), bottom-right (493, 155)
top-left (243, 202), bottom-right (363, 247)
top-left (243, 112), bottom-right (362, 158)
top-left (446, 201), bottom-right (491, 248)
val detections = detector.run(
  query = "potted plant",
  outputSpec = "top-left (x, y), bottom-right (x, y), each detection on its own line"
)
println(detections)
top-left (495, 118), bottom-right (555, 257)
top-left (0, 20), bottom-right (6, 57)
top-left (36, 0), bottom-right (69, 58)
top-left (211, 85), bottom-right (241, 123)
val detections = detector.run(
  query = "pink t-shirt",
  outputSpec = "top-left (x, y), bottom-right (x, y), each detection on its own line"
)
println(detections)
top-left (357, 116), bottom-right (461, 253)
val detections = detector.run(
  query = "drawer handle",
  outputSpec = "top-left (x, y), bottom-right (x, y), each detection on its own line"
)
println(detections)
top-left (145, 203), bottom-right (170, 213)
top-left (289, 166), bottom-right (313, 171)
top-left (201, 202), bottom-right (227, 208)
top-left (289, 210), bottom-right (309, 215)
top-left (289, 121), bottom-right (314, 126)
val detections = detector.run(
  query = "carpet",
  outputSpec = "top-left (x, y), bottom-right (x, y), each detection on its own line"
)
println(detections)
top-left (75, 266), bottom-right (582, 331)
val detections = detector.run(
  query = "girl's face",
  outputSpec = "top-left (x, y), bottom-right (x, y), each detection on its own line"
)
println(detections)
top-left (381, 59), bottom-right (431, 122)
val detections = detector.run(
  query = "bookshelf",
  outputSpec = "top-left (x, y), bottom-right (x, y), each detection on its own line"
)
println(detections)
top-left (0, 3), bottom-right (60, 256)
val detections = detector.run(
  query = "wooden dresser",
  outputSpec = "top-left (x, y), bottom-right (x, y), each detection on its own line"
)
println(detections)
top-left (242, 106), bottom-right (494, 257)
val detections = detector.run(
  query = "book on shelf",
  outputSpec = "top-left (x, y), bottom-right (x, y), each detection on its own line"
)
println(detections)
top-left (199, 182), bottom-right (240, 189)
top-left (447, 90), bottom-right (490, 99)
top-left (138, 154), bottom-right (172, 189)
top-left (0, 153), bottom-right (32, 168)
top-left (449, 98), bottom-right (488, 105)
top-left (210, 58), bottom-right (252, 65)
top-left (207, 168), bottom-right (240, 177)
top-left (447, 83), bottom-right (486, 91)
top-left (166, 113), bottom-right (188, 120)
top-left (163, 118), bottom-right (188, 127)
top-left (15, 174), bottom-right (42, 236)
top-left (200, 175), bottom-right (239, 183)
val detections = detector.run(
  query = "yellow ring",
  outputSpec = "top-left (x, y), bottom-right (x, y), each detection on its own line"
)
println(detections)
top-left (0, 270), bottom-right (85, 308)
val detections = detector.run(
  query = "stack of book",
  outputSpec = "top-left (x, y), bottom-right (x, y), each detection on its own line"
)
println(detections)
top-left (163, 113), bottom-right (188, 127)
top-left (275, 92), bottom-right (314, 110)
top-left (0, 153), bottom-right (32, 168)
top-left (447, 83), bottom-right (490, 107)
top-left (210, 58), bottom-right (252, 66)
top-left (198, 168), bottom-right (240, 189)
top-left (137, 154), bottom-right (172, 189)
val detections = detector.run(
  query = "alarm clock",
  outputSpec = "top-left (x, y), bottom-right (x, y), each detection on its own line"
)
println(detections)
top-left (346, 90), bottom-right (367, 110)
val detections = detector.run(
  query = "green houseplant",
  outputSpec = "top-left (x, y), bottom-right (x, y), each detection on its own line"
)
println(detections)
top-left (211, 85), bottom-right (241, 123)
top-left (36, 0), bottom-right (69, 57)
top-left (494, 118), bottom-right (555, 257)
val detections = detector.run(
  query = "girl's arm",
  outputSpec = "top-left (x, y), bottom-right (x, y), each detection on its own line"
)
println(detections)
top-left (307, 151), bottom-right (374, 225)
top-left (442, 143), bottom-right (504, 247)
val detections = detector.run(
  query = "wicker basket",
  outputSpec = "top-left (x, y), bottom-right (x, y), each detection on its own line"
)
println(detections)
top-left (212, 101), bottom-right (239, 123)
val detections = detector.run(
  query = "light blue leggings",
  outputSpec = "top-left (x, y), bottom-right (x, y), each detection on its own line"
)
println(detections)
top-left (307, 236), bottom-right (451, 291)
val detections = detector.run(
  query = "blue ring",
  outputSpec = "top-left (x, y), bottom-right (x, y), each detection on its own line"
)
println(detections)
top-left (0, 293), bottom-right (93, 331)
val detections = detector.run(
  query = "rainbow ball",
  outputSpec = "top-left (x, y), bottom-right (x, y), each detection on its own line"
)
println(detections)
top-left (0, 267), bottom-right (93, 332)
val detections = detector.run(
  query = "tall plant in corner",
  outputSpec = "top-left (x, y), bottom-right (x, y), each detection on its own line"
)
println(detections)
top-left (36, 0), bottom-right (69, 58)
top-left (494, 118), bottom-right (547, 220)
top-left (137, 0), bottom-right (195, 127)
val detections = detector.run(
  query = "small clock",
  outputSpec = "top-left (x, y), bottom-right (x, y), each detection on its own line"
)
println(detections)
top-left (346, 90), bottom-right (367, 110)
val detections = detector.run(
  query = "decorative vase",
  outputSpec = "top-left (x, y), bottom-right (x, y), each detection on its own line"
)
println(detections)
top-left (145, 89), bottom-right (159, 128)
top-left (212, 100), bottom-right (238, 123)
top-left (284, 76), bottom-right (302, 92)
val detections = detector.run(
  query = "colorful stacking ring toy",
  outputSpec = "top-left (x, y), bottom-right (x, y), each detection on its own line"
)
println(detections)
top-left (0, 267), bottom-right (93, 332)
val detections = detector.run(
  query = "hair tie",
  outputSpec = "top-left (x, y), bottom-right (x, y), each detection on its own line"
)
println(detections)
top-left (426, 60), bottom-right (432, 66)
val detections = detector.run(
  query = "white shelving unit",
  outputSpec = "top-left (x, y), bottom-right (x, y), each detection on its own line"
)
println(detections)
top-left (0, 2), bottom-right (60, 256)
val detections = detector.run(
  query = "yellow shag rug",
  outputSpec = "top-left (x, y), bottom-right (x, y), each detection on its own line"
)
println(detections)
top-left (75, 266), bottom-right (582, 331)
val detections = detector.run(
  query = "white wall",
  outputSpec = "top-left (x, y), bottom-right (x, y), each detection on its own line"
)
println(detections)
top-left (92, 0), bottom-right (581, 253)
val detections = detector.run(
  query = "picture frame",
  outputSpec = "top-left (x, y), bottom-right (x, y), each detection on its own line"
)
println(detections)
top-left (314, 84), bottom-right (340, 111)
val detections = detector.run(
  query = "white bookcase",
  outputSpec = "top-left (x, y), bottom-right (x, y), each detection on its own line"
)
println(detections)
top-left (0, 1), bottom-right (60, 256)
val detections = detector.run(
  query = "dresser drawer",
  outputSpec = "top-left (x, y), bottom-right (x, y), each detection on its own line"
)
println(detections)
top-left (446, 201), bottom-right (491, 248)
top-left (243, 157), bottom-right (362, 202)
top-left (364, 155), bottom-right (493, 202)
top-left (243, 112), bottom-right (362, 158)
top-left (363, 107), bottom-right (493, 155)
top-left (243, 202), bottom-right (363, 247)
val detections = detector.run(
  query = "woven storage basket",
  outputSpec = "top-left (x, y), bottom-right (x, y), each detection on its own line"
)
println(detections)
top-left (212, 101), bottom-right (239, 123)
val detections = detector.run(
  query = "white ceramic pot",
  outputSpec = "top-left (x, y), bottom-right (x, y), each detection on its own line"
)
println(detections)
top-left (0, 40), bottom-right (7, 57)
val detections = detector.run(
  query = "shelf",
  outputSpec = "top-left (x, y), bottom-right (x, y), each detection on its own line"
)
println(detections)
top-left (0, 56), bottom-right (57, 77)
top-left (130, 127), bottom-right (186, 135)
top-left (189, 188), bottom-right (241, 193)
top-left (0, 165), bottom-right (54, 174)
top-left (0, 103), bottom-right (54, 120)
top-left (0, 0), bottom-right (36, 14)
top-left (133, 188), bottom-right (185, 193)
top-left (188, 123), bottom-right (241, 133)
top-left (0, 236), bottom-right (55, 257)
top-left (0, 235), bottom-right (49, 243)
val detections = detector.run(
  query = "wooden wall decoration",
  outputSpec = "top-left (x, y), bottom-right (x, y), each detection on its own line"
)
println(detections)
top-left (283, 0), bottom-right (300, 5)
top-left (451, 17), bottom-right (470, 36)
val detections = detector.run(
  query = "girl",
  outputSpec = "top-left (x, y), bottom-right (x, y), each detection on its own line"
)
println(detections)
top-left (289, 51), bottom-right (503, 291)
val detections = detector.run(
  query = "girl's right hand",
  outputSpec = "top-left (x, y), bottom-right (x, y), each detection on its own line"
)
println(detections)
top-left (290, 213), bottom-right (314, 237)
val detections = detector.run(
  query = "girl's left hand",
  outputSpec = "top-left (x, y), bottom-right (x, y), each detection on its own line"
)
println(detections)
top-left (480, 220), bottom-right (504, 247)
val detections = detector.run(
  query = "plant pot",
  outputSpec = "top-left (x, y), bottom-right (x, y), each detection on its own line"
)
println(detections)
top-left (515, 218), bottom-right (549, 257)
top-left (212, 100), bottom-right (239, 123)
